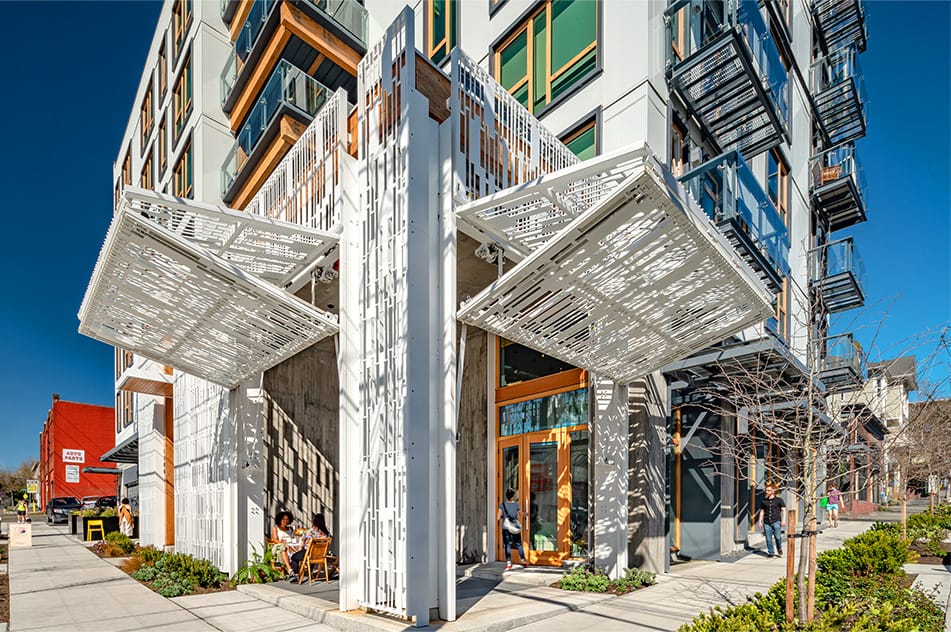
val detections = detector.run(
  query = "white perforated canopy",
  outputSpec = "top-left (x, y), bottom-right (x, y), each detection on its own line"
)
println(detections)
top-left (78, 189), bottom-right (339, 389)
top-left (456, 144), bottom-right (774, 384)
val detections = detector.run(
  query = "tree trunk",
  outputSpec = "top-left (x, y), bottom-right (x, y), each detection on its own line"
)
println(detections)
top-left (807, 515), bottom-right (817, 621)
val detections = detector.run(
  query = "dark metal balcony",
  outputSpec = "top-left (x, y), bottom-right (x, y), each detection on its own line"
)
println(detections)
top-left (819, 333), bottom-right (863, 391)
top-left (812, 46), bottom-right (866, 146)
top-left (666, 0), bottom-right (789, 158)
top-left (810, 237), bottom-right (865, 313)
top-left (811, 144), bottom-right (867, 231)
top-left (680, 151), bottom-right (790, 293)
top-left (812, 0), bottom-right (867, 55)
top-left (221, 61), bottom-right (331, 201)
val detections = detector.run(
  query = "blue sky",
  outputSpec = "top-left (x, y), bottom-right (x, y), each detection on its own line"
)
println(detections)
top-left (0, 1), bottom-right (948, 470)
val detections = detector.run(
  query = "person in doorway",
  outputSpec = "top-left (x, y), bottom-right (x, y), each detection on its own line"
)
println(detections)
top-left (826, 484), bottom-right (842, 528)
top-left (497, 488), bottom-right (525, 571)
top-left (118, 497), bottom-right (135, 537)
top-left (16, 496), bottom-right (27, 524)
top-left (756, 483), bottom-right (786, 558)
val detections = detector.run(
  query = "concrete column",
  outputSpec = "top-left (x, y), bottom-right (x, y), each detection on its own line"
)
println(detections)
top-left (233, 381), bottom-right (265, 571)
top-left (593, 376), bottom-right (629, 579)
top-left (627, 373), bottom-right (668, 574)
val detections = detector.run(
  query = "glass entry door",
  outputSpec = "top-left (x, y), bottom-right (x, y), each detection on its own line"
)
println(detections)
top-left (496, 427), bottom-right (588, 565)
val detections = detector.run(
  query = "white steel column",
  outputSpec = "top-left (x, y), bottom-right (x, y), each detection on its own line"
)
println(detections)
top-left (234, 380), bottom-right (265, 571)
top-left (593, 376), bottom-right (629, 579)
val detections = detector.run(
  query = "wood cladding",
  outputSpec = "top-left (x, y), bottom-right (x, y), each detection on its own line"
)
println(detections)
top-left (230, 115), bottom-right (307, 209)
top-left (415, 53), bottom-right (451, 123)
top-left (457, 328), bottom-right (489, 563)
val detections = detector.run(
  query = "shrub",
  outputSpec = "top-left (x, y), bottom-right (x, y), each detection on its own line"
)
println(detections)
top-left (678, 601), bottom-right (779, 632)
top-left (840, 529), bottom-right (909, 577)
top-left (133, 546), bottom-right (164, 565)
top-left (99, 508), bottom-right (118, 518)
top-left (230, 545), bottom-right (283, 586)
top-left (105, 531), bottom-right (135, 554)
top-left (121, 556), bottom-right (146, 575)
top-left (557, 565), bottom-right (611, 592)
top-left (612, 567), bottom-right (657, 593)
top-left (155, 553), bottom-right (227, 588)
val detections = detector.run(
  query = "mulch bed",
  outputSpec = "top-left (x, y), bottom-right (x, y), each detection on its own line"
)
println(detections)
top-left (910, 541), bottom-right (951, 565)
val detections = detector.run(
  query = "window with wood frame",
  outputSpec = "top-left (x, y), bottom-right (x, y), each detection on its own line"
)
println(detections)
top-left (158, 116), bottom-right (167, 173)
top-left (158, 39), bottom-right (168, 99)
top-left (114, 181), bottom-right (121, 208)
top-left (141, 154), bottom-right (153, 190)
top-left (122, 148), bottom-right (132, 186)
top-left (774, 276), bottom-right (789, 341)
top-left (767, 148), bottom-right (790, 225)
top-left (561, 117), bottom-right (597, 161)
top-left (115, 347), bottom-right (134, 381)
top-left (427, 0), bottom-right (455, 65)
top-left (116, 390), bottom-right (135, 432)
top-left (173, 141), bottom-right (193, 199)
top-left (494, 0), bottom-right (598, 114)
top-left (173, 55), bottom-right (192, 144)
top-left (670, 116), bottom-right (689, 176)
top-left (669, 3), bottom-right (688, 62)
top-left (140, 83), bottom-right (153, 151)
top-left (172, 0), bottom-right (192, 61)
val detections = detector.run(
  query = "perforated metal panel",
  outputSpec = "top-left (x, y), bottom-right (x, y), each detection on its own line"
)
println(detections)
top-left (456, 146), bottom-right (775, 384)
top-left (78, 195), bottom-right (339, 389)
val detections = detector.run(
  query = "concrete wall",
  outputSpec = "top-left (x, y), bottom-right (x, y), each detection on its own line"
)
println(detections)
top-left (456, 328), bottom-right (488, 563)
top-left (627, 375), bottom-right (667, 573)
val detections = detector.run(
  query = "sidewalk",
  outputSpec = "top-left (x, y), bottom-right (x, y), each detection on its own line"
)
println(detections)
top-left (7, 522), bottom-right (334, 632)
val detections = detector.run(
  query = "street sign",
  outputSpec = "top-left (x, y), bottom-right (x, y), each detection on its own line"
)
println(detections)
top-left (26, 479), bottom-right (39, 494)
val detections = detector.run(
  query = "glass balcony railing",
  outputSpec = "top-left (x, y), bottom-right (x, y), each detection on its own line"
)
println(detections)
top-left (666, 0), bottom-right (789, 157)
top-left (304, 0), bottom-right (369, 45)
top-left (221, 61), bottom-right (330, 197)
top-left (811, 45), bottom-right (866, 145)
top-left (810, 144), bottom-right (867, 230)
top-left (820, 333), bottom-right (863, 387)
top-left (235, 0), bottom-right (280, 63)
top-left (812, 0), bottom-right (867, 54)
top-left (221, 48), bottom-right (239, 106)
top-left (809, 237), bottom-right (866, 313)
top-left (680, 151), bottom-right (790, 291)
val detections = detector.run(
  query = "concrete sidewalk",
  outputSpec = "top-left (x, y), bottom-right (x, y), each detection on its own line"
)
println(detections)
top-left (7, 522), bottom-right (334, 632)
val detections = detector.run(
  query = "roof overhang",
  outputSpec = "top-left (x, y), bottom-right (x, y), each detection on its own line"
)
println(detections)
top-left (117, 365), bottom-right (174, 398)
top-left (456, 144), bottom-right (774, 384)
top-left (100, 434), bottom-right (139, 464)
top-left (79, 189), bottom-right (339, 389)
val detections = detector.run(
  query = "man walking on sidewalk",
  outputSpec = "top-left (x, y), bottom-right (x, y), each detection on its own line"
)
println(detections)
top-left (757, 483), bottom-right (786, 558)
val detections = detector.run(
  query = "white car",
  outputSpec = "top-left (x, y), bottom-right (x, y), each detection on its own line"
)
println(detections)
top-left (81, 496), bottom-right (99, 510)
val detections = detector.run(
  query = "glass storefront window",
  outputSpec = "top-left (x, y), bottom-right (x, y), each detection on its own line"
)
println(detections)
top-left (500, 388), bottom-right (589, 437)
top-left (500, 339), bottom-right (575, 386)
top-left (570, 430), bottom-right (589, 557)
top-left (529, 441), bottom-right (558, 552)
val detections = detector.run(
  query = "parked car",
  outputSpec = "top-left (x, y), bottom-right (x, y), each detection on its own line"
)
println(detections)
top-left (95, 496), bottom-right (117, 509)
top-left (81, 496), bottom-right (99, 510)
top-left (46, 497), bottom-right (82, 524)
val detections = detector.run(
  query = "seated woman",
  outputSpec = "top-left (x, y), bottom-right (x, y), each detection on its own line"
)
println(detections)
top-left (271, 511), bottom-right (302, 573)
top-left (290, 513), bottom-right (334, 576)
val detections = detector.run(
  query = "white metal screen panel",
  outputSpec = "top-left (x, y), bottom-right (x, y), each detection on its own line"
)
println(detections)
top-left (450, 52), bottom-right (580, 206)
top-left (78, 200), bottom-right (339, 389)
top-left (456, 149), bottom-right (774, 384)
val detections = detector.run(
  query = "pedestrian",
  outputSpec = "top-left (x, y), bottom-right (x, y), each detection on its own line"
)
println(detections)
top-left (827, 484), bottom-right (841, 528)
top-left (497, 488), bottom-right (525, 571)
top-left (756, 483), bottom-right (786, 558)
top-left (118, 497), bottom-right (135, 537)
top-left (16, 496), bottom-right (27, 524)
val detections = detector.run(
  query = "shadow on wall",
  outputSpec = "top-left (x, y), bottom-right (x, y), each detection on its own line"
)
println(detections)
top-left (456, 328), bottom-right (488, 564)
top-left (627, 377), bottom-right (666, 572)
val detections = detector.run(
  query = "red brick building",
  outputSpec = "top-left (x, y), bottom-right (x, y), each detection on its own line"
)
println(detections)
top-left (39, 395), bottom-right (116, 505)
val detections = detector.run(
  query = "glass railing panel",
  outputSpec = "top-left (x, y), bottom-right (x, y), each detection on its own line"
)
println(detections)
top-left (303, 0), bottom-right (369, 44)
top-left (736, 0), bottom-right (789, 124)
top-left (220, 48), bottom-right (239, 105)
top-left (679, 151), bottom-right (790, 277)
top-left (811, 238), bottom-right (866, 289)
top-left (235, 0), bottom-right (279, 61)
top-left (810, 145), bottom-right (867, 196)
top-left (812, 45), bottom-right (866, 105)
top-left (823, 333), bottom-right (862, 374)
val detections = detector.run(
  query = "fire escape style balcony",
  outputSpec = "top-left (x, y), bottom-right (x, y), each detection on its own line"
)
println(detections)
top-left (812, 46), bottom-right (866, 146)
top-left (819, 333), bottom-right (863, 390)
top-left (220, 0), bottom-right (368, 108)
top-left (222, 61), bottom-right (330, 201)
top-left (810, 237), bottom-right (865, 313)
top-left (680, 151), bottom-right (790, 293)
top-left (666, 0), bottom-right (789, 158)
top-left (811, 144), bottom-right (867, 231)
top-left (812, 0), bottom-right (867, 55)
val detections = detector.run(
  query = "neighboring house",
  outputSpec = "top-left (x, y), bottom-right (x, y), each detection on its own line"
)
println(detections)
top-left (79, 0), bottom-right (872, 624)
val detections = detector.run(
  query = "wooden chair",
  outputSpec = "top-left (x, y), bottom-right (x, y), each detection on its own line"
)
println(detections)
top-left (266, 538), bottom-right (286, 576)
top-left (299, 537), bottom-right (332, 585)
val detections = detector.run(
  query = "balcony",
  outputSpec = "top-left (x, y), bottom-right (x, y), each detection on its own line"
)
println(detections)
top-left (812, 0), bottom-right (867, 55)
top-left (222, 61), bottom-right (330, 201)
top-left (812, 46), bottom-right (866, 146)
top-left (220, 0), bottom-right (239, 23)
top-left (819, 333), bottom-right (863, 391)
top-left (221, 0), bottom-right (367, 109)
top-left (680, 151), bottom-right (790, 293)
top-left (810, 237), bottom-right (865, 313)
top-left (666, 0), bottom-right (788, 158)
top-left (811, 144), bottom-right (866, 231)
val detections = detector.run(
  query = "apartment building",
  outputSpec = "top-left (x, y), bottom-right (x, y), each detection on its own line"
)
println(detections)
top-left (79, 0), bottom-right (872, 625)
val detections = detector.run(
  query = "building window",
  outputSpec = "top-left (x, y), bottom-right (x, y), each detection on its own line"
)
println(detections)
top-left (561, 117), bottom-right (597, 161)
top-left (427, 0), bottom-right (455, 65)
top-left (494, 0), bottom-right (598, 114)
top-left (158, 39), bottom-right (168, 100)
top-left (141, 154), bottom-right (153, 190)
top-left (174, 141), bottom-right (193, 199)
top-left (122, 148), bottom-right (132, 186)
top-left (115, 348), bottom-right (134, 381)
top-left (670, 116), bottom-right (689, 177)
top-left (774, 277), bottom-right (788, 341)
top-left (669, 3), bottom-right (687, 62)
top-left (172, 0), bottom-right (192, 61)
top-left (767, 148), bottom-right (789, 225)
top-left (158, 116), bottom-right (167, 173)
top-left (140, 83), bottom-right (153, 151)
top-left (116, 391), bottom-right (135, 433)
top-left (173, 55), bottom-right (192, 144)
top-left (114, 181), bottom-right (121, 208)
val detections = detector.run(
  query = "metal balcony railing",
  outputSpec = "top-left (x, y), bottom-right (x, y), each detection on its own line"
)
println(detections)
top-left (812, 45), bottom-right (866, 146)
top-left (819, 333), bottom-right (863, 390)
top-left (680, 151), bottom-right (790, 293)
top-left (666, 0), bottom-right (789, 158)
top-left (235, 0), bottom-right (280, 64)
top-left (221, 61), bottom-right (330, 198)
top-left (810, 237), bottom-right (866, 313)
top-left (812, 0), bottom-right (867, 54)
top-left (810, 144), bottom-right (867, 231)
